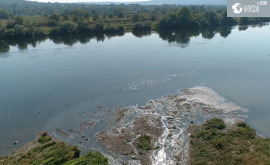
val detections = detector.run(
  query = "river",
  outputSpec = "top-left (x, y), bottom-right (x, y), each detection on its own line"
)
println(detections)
top-left (0, 24), bottom-right (269, 156)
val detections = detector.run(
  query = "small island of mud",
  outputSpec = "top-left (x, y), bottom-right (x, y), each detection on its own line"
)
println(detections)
top-left (95, 86), bottom-right (249, 164)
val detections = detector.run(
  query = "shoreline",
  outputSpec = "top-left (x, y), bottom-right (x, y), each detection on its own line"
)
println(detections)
top-left (1, 86), bottom-right (269, 165)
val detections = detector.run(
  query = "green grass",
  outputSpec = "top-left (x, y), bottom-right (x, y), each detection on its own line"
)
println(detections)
top-left (189, 118), bottom-right (270, 165)
top-left (38, 132), bottom-right (52, 144)
top-left (64, 151), bottom-right (108, 165)
top-left (138, 135), bottom-right (152, 150)
top-left (0, 133), bottom-right (108, 165)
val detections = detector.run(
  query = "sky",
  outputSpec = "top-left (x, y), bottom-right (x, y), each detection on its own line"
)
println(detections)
top-left (26, 0), bottom-right (150, 2)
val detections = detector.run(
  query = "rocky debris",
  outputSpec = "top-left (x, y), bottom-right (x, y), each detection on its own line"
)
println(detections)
top-left (56, 128), bottom-right (70, 137)
top-left (97, 106), bottom-right (103, 110)
top-left (77, 121), bottom-right (96, 134)
top-left (167, 95), bottom-right (178, 100)
top-left (138, 105), bottom-right (151, 110)
top-left (173, 151), bottom-right (182, 161)
top-left (174, 98), bottom-right (186, 103)
top-left (201, 106), bottom-right (222, 113)
top-left (109, 108), bottom-right (129, 123)
top-left (13, 140), bottom-right (18, 145)
top-left (182, 103), bottom-right (191, 110)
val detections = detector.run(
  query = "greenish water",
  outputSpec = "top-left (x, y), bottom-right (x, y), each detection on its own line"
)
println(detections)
top-left (0, 24), bottom-right (270, 154)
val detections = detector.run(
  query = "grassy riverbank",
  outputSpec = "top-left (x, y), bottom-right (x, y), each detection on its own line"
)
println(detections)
top-left (189, 118), bottom-right (270, 165)
top-left (0, 132), bottom-right (108, 165)
top-left (1, 119), bottom-right (270, 165)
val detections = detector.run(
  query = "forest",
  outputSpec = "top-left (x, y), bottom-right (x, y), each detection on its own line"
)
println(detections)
top-left (0, 0), bottom-right (269, 52)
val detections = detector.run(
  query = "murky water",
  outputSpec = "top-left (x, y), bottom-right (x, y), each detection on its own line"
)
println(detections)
top-left (0, 24), bottom-right (270, 156)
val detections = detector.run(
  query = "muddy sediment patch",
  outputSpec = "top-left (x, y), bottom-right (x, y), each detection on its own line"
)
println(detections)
top-left (97, 114), bottom-right (162, 165)
top-left (97, 130), bottom-right (135, 155)
top-left (109, 108), bottom-right (129, 123)
top-left (94, 86), bottom-right (247, 164)
top-left (55, 128), bottom-right (70, 138)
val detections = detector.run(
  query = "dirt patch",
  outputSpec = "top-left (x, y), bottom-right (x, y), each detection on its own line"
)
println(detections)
top-left (182, 103), bottom-right (191, 110)
top-left (174, 98), bottom-right (186, 103)
top-left (133, 117), bottom-right (162, 141)
top-left (109, 108), bottom-right (129, 123)
top-left (201, 106), bottom-right (222, 113)
top-left (138, 105), bottom-right (152, 110)
top-left (96, 130), bottom-right (135, 155)
top-left (96, 115), bottom-right (162, 165)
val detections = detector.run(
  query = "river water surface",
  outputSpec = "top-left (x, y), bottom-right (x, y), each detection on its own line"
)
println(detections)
top-left (0, 24), bottom-right (270, 155)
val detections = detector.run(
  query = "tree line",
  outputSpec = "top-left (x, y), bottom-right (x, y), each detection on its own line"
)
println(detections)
top-left (0, 0), bottom-right (269, 41)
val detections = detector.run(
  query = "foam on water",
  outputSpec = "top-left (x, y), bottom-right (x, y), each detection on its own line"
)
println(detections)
top-left (120, 71), bottom-right (197, 91)
top-left (182, 86), bottom-right (248, 113)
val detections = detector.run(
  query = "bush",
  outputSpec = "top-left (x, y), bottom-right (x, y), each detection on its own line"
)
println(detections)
top-left (59, 21), bottom-right (78, 35)
top-left (0, 10), bottom-right (9, 19)
top-left (138, 135), bottom-right (151, 150)
top-left (203, 118), bottom-right (226, 130)
top-left (38, 132), bottom-right (51, 144)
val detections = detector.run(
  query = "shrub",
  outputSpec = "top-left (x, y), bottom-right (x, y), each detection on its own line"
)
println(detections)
top-left (138, 135), bottom-right (151, 150)
top-left (203, 118), bottom-right (226, 130)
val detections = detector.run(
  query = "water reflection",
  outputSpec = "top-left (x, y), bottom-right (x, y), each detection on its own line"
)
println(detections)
top-left (0, 41), bottom-right (10, 53)
top-left (0, 23), bottom-right (268, 53)
top-left (158, 29), bottom-right (200, 48)
top-left (131, 30), bottom-right (151, 38)
top-left (238, 26), bottom-right (248, 31)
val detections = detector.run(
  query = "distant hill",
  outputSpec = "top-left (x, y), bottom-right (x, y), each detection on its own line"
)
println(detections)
top-left (83, 0), bottom-right (226, 5)
top-left (0, 0), bottom-right (226, 5)
top-left (142, 0), bottom-right (226, 5)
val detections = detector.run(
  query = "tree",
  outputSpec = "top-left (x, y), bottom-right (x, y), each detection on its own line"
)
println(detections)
top-left (159, 7), bottom-right (199, 30)
top-left (220, 12), bottom-right (237, 26)
top-left (0, 10), bottom-right (9, 19)
top-left (14, 24), bottom-right (26, 36)
top-left (132, 14), bottom-right (140, 22)
top-left (93, 23), bottom-right (104, 32)
top-left (49, 13), bottom-right (61, 22)
top-left (0, 23), bottom-right (6, 38)
top-left (59, 21), bottom-right (78, 35)
top-left (14, 16), bottom-right (24, 25)
top-left (78, 22), bottom-right (91, 33)
top-left (200, 11), bottom-right (220, 27)
top-left (150, 15), bottom-right (156, 21)
top-left (113, 7), bottom-right (125, 18)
